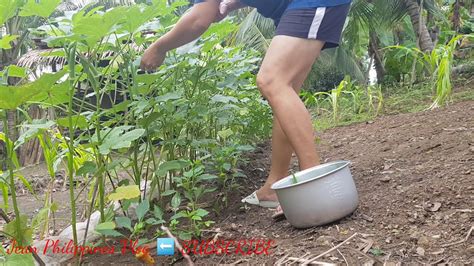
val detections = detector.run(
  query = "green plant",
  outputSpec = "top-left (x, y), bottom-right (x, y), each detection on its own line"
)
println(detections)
top-left (313, 76), bottom-right (355, 123)
top-left (387, 34), bottom-right (473, 109)
top-left (291, 173), bottom-right (298, 184)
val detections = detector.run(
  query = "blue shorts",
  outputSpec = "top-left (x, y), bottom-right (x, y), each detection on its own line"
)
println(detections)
top-left (275, 4), bottom-right (351, 49)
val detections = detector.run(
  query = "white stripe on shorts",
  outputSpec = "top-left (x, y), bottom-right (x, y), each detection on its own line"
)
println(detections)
top-left (308, 7), bottom-right (326, 39)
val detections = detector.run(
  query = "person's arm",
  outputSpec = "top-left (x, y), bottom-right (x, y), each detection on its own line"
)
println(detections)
top-left (141, 0), bottom-right (220, 71)
top-left (141, 0), bottom-right (246, 70)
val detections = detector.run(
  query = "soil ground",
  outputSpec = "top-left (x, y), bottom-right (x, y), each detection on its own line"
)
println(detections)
top-left (81, 99), bottom-right (473, 265)
top-left (2, 100), bottom-right (473, 265)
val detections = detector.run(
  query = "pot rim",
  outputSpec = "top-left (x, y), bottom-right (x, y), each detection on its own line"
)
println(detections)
top-left (271, 160), bottom-right (352, 190)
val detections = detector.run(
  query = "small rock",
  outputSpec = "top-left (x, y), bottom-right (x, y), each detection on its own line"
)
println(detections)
top-left (380, 176), bottom-right (391, 183)
top-left (316, 236), bottom-right (332, 246)
top-left (416, 247), bottom-right (425, 256)
top-left (430, 202), bottom-right (442, 212)
top-left (431, 248), bottom-right (445, 255)
top-left (466, 245), bottom-right (474, 255)
top-left (417, 236), bottom-right (430, 247)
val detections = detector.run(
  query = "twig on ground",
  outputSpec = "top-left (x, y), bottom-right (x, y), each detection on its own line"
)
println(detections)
top-left (455, 209), bottom-right (472, 213)
top-left (212, 232), bottom-right (221, 243)
top-left (360, 238), bottom-right (374, 253)
top-left (302, 233), bottom-right (358, 265)
top-left (441, 226), bottom-right (473, 248)
top-left (431, 256), bottom-right (447, 264)
top-left (161, 225), bottom-right (194, 266)
top-left (288, 252), bottom-right (310, 266)
top-left (286, 257), bottom-right (334, 265)
top-left (332, 242), bottom-right (348, 266)
top-left (383, 252), bottom-right (391, 266)
top-left (346, 247), bottom-right (383, 264)
top-left (275, 254), bottom-right (289, 265)
top-left (230, 259), bottom-right (243, 265)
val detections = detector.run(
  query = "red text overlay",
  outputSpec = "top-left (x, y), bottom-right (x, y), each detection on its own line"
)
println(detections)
top-left (180, 239), bottom-right (276, 256)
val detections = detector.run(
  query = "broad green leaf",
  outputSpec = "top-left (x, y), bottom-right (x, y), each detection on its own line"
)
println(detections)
top-left (115, 216), bottom-right (132, 231)
top-left (223, 163), bottom-right (231, 171)
top-left (76, 161), bottom-right (97, 176)
top-left (3, 253), bottom-right (35, 266)
top-left (0, 34), bottom-right (19, 49)
top-left (96, 229), bottom-right (123, 237)
top-left (178, 231), bottom-right (192, 240)
top-left (153, 206), bottom-right (163, 220)
top-left (197, 174), bottom-right (217, 181)
top-left (72, 8), bottom-right (119, 47)
top-left (170, 211), bottom-right (186, 221)
top-left (31, 82), bottom-right (70, 106)
top-left (0, 70), bottom-right (66, 110)
top-left (0, 0), bottom-right (22, 25)
top-left (31, 206), bottom-right (49, 229)
top-left (19, 0), bottom-right (61, 18)
top-left (98, 127), bottom-right (145, 155)
top-left (195, 208), bottom-right (209, 217)
top-left (50, 202), bottom-right (58, 212)
top-left (95, 221), bottom-right (115, 231)
top-left (15, 119), bottom-right (55, 148)
top-left (108, 185), bottom-right (140, 201)
top-left (171, 193), bottom-right (181, 209)
top-left (217, 128), bottom-right (233, 139)
top-left (145, 217), bottom-right (161, 225)
top-left (6, 65), bottom-right (27, 78)
top-left (161, 189), bottom-right (176, 196)
top-left (156, 160), bottom-right (190, 177)
top-left (136, 200), bottom-right (150, 222)
top-left (155, 92), bottom-right (182, 102)
top-left (211, 95), bottom-right (238, 103)
top-left (5, 215), bottom-right (33, 246)
top-left (56, 115), bottom-right (88, 130)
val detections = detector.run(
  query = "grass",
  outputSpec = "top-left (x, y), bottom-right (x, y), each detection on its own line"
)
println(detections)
top-left (311, 77), bottom-right (474, 131)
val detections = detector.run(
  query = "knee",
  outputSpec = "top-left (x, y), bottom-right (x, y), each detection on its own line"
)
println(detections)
top-left (256, 72), bottom-right (278, 100)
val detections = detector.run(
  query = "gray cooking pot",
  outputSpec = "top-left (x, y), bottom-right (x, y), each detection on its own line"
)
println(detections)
top-left (271, 161), bottom-right (359, 228)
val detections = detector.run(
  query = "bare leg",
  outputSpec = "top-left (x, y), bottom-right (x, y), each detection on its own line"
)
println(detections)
top-left (255, 36), bottom-right (324, 201)
top-left (256, 72), bottom-right (315, 201)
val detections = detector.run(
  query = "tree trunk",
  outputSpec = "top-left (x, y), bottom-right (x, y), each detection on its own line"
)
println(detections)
top-left (405, 0), bottom-right (434, 52)
top-left (368, 32), bottom-right (385, 83)
top-left (452, 0), bottom-right (461, 32)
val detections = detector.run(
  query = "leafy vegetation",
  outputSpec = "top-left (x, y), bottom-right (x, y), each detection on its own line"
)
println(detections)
top-left (0, 0), bottom-right (472, 265)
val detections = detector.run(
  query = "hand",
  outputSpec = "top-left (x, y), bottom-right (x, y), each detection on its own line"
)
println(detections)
top-left (140, 43), bottom-right (166, 71)
top-left (218, 0), bottom-right (246, 19)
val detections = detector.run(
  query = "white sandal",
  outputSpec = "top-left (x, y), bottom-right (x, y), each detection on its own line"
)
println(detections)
top-left (241, 191), bottom-right (279, 208)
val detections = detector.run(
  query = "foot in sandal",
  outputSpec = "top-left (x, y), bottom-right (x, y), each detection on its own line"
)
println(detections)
top-left (241, 190), bottom-right (279, 208)
top-left (272, 205), bottom-right (285, 220)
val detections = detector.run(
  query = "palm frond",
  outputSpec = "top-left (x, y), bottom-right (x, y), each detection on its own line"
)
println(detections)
top-left (229, 9), bottom-right (275, 52)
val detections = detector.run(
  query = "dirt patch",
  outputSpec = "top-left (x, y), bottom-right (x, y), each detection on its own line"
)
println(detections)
top-left (194, 100), bottom-right (474, 265)
top-left (81, 100), bottom-right (473, 265)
